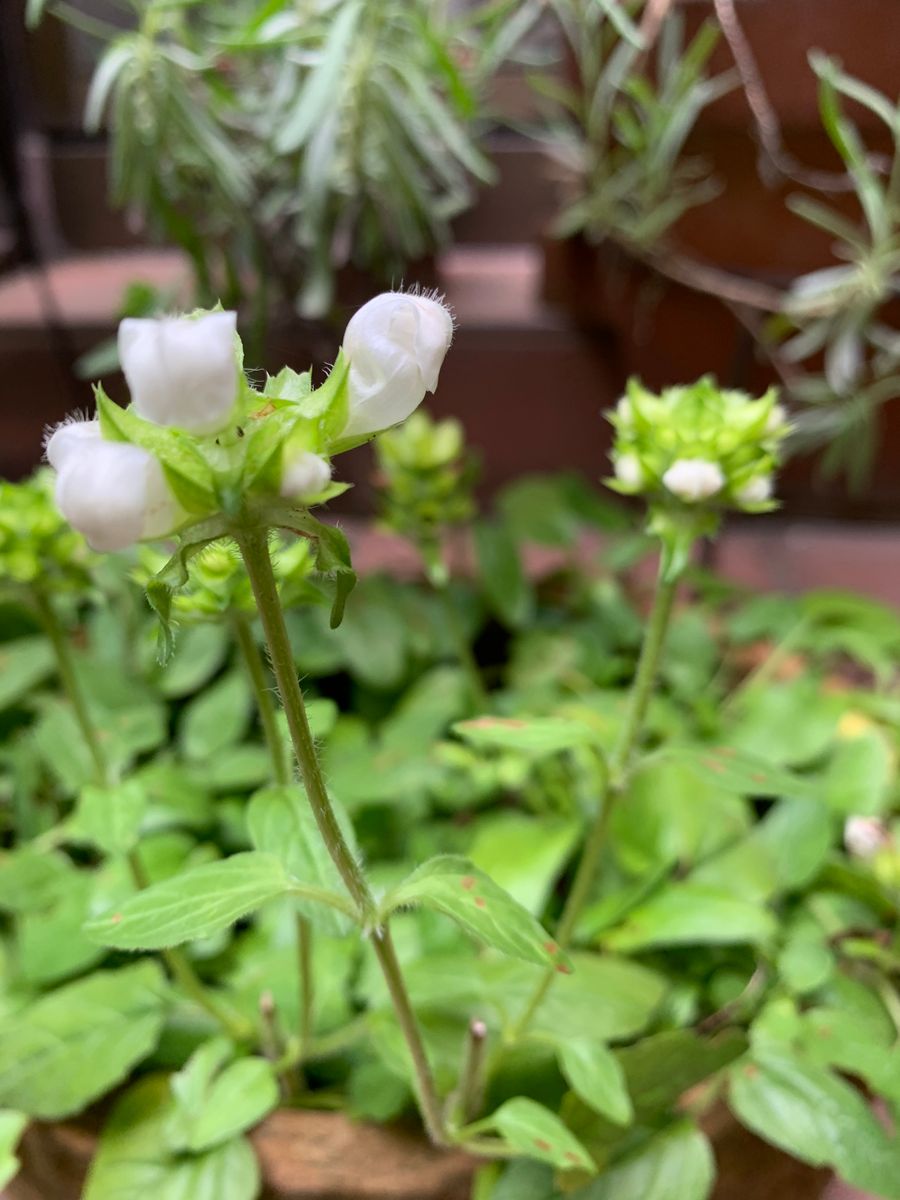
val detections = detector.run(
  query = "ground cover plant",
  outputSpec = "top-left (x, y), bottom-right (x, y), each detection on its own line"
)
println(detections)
top-left (0, 297), bottom-right (898, 1198)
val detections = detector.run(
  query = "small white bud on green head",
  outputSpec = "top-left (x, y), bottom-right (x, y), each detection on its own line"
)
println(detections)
top-left (736, 474), bottom-right (773, 505)
top-left (280, 450), bottom-right (332, 501)
top-left (118, 311), bottom-right (238, 435)
top-left (614, 453), bottom-right (644, 490)
top-left (662, 458), bottom-right (724, 503)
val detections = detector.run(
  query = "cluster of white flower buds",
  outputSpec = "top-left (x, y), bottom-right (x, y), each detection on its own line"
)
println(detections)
top-left (45, 292), bottom-right (454, 552)
top-left (608, 378), bottom-right (788, 513)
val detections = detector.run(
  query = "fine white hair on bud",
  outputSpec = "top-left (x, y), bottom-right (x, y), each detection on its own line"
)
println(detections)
top-left (280, 450), bottom-right (332, 501)
top-left (844, 815), bottom-right (890, 860)
top-left (47, 419), bottom-right (180, 551)
top-left (340, 290), bottom-right (454, 439)
top-left (613, 452), bottom-right (644, 490)
top-left (662, 458), bottom-right (724, 503)
top-left (118, 311), bottom-right (238, 435)
top-left (736, 474), bottom-right (774, 505)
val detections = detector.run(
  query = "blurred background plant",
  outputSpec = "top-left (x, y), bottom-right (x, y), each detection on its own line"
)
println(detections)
top-left (767, 56), bottom-right (900, 488)
top-left (27, 0), bottom-right (542, 346)
top-left (533, 1), bottom-right (735, 251)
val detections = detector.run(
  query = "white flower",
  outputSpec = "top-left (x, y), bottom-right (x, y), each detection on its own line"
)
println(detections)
top-left (662, 458), bottom-right (724, 503)
top-left (46, 420), bottom-right (180, 552)
top-left (614, 453), bottom-right (644, 490)
top-left (736, 474), bottom-right (774, 505)
top-left (844, 815), bottom-right (890, 860)
top-left (118, 311), bottom-right (238, 434)
top-left (340, 291), bottom-right (454, 439)
top-left (280, 450), bottom-right (332, 501)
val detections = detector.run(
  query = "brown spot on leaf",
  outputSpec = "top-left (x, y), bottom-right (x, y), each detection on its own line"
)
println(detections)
top-left (715, 746), bottom-right (736, 758)
top-left (743, 1064), bottom-right (759, 1078)
top-left (544, 941), bottom-right (559, 956)
top-left (474, 897), bottom-right (486, 908)
top-left (555, 962), bottom-right (573, 975)
top-left (564, 1152), bottom-right (581, 1165)
top-left (461, 876), bottom-right (476, 891)
top-left (110, 913), bottom-right (123, 925)
top-left (702, 757), bottom-right (726, 774)
top-left (468, 717), bottom-right (526, 730)
top-left (534, 1139), bottom-right (552, 1153)
top-left (751, 772), bottom-right (768, 784)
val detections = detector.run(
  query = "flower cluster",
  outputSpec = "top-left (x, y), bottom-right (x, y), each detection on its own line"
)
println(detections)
top-left (135, 536), bottom-right (320, 620)
top-left (0, 470), bottom-right (92, 590)
top-left (374, 411), bottom-right (478, 566)
top-left (608, 377), bottom-right (788, 512)
top-left (45, 293), bottom-right (454, 553)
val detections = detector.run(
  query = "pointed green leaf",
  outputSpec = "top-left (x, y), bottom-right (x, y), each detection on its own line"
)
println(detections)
top-left (169, 1041), bottom-right (278, 1153)
top-left (85, 852), bottom-right (293, 949)
top-left (0, 963), bottom-right (167, 1118)
top-left (558, 1039), bottom-right (633, 1125)
top-left (85, 1076), bottom-right (260, 1200)
top-left (603, 884), bottom-right (776, 952)
top-left (247, 785), bottom-right (356, 935)
top-left (453, 716), bottom-right (598, 757)
top-left (68, 779), bottom-right (148, 857)
top-left (485, 1097), bottom-right (594, 1173)
top-left (381, 856), bottom-right (569, 970)
top-left (575, 1120), bottom-right (714, 1200)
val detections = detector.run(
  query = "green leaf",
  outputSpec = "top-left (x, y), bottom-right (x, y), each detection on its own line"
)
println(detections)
top-left (575, 1120), bottom-right (715, 1200)
top-left (0, 1110), bottom-right (27, 1191)
top-left (85, 1076), bottom-right (260, 1200)
top-left (525, 954), bottom-right (668, 1042)
top-left (0, 848), bottom-right (74, 914)
top-left (473, 519), bottom-right (534, 628)
top-left (468, 813), bottom-right (579, 914)
top-left (180, 669), bottom-right (253, 761)
top-left (169, 1039), bottom-right (278, 1152)
top-left (157, 624), bottom-right (230, 698)
top-left (68, 779), bottom-right (148, 857)
top-left (616, 1029), bottom-right (748, 1118)
top-left (603, 884), bottom-right (776, 952)
top-left (0, 963), bottom-right (167, 1119)
top-left (558, 1039), bottom-right (633, 1126)
top-left (382, 856), bottom-right (569, 971)
top-left (95, 385), bottom-right (217, 513)
top-left (454, 716), bottom-right (598, 758)
top-left (0, 636), bottom-right (54, 709)
top-left (658, 744), bottom-right (816, 799)
top-left (729, 1051), bottom-right (900, 1197)
top-left (484, 1097), bottom-right (594, 1173)
top-left (822, 729), bottom-right (894, 816)
top-left (275, 2), bottom-right (362, 153)
top-left (85, 852), bottom-right (294, 949)
top-left (246, 785), bottom-right (356, 936)
top-left (17, 872), bottom-right (104, 986)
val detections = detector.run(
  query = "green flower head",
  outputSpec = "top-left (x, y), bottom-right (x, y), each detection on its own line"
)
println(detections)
top-left (0, 470), bottom-right (92, 590)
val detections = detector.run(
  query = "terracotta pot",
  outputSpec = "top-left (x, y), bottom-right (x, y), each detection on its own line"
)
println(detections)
top-left (7, 1103), bottom-right (833, 1200)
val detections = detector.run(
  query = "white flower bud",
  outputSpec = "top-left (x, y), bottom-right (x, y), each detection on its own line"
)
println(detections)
top-left (280, 450), bottom-right (332, 501)
top-left (844, 815), bottom-right (890, 860)
top-left (48, 421), bottom-right (180, 551)
top-left (662, 458), bottom-right (724, 503)
top-left (118, 311), bottom-right (238, 434)
top-left (766, 404), bottom-right (787, 434)
top-left (340, 292), bottom-right (454, 439)
top-left (616, 398), bottom-right (633, 426)
top-left (736, 474), bottom-right (774, 505)
top-left (614, 453), bottom-right (644, 490)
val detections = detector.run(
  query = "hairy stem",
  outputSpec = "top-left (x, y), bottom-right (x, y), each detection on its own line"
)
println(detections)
top-left (232, 609), bottom-right (316, 1061)
top-left (236, 526), bottom-right (446, 1143)
top-left (510, 566), bottom-right (679, 1039)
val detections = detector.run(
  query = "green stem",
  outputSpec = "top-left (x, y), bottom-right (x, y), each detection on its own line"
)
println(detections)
top-left (32, 588), bottom-right (108, 786)
top-left (236, 527), bottom-right (446, 1144)
top-left (231, 609), bottom-right (315, 1057)
top-left (33, 586), bottom-right (250, 1042)
top-left (437, 579), bottom-right (489, 711)
top-left (510, 565), bottom-right (679, 1039)
top-left (231, 611), bottom-right (292, 787)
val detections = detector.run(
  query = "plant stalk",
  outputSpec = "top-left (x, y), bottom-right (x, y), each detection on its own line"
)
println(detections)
top-left (231, 609), bottom-right (317, 1061)
top-left (510, 565), bottom-right (679, 1038)
top-left (236, 526), bottom-right (446, 1144)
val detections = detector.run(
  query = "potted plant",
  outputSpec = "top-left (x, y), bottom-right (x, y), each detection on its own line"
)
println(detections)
top-left (0, 296), bottom-right (898, 1200)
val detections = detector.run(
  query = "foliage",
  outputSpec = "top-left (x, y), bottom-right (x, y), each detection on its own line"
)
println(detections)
top-left (0, 449), bottom-right (898, 1197)
top-left (36, 0), bottom-right (518, 321)
top-left (533, 5), bottom-right (733, 248)
top-left (772, 56), bottom-right (900, 486)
